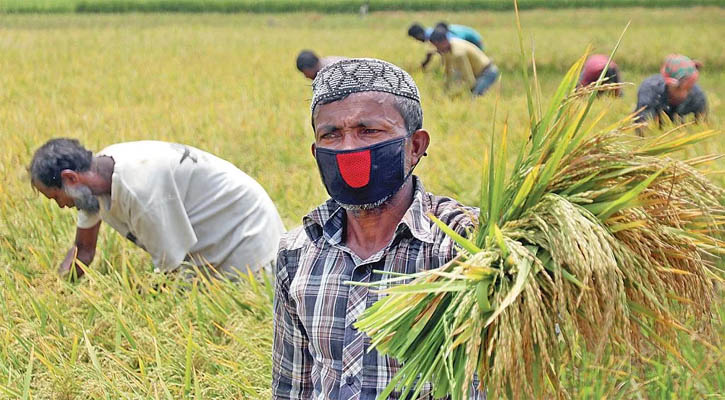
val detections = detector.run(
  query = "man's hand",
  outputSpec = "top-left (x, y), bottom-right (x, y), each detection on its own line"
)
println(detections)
top-left (59, 222), bottom-right (100, 282)
top-left (58, 245), bottom-right (85, 281)
top-left (420, 52), bottom-right (434, 70)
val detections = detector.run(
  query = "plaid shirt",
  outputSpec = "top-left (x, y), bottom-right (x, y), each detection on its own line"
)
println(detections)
top-left (272, 177), bottom-right (483, 399)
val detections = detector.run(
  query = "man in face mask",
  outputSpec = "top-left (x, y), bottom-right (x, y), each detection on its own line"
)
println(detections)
top-left (272, 58), bottom-right (482, 399)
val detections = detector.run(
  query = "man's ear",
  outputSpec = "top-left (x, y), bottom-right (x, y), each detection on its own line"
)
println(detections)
top-left (60, 169), bottom-right (80, 186)
top-left (311, 143), bottom-right (317, 159)
top-left (409, 129), bottom-right (430, 166)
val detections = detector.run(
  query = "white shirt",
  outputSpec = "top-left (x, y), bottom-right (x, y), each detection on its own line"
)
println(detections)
top-left (78, 141), bottom-right (285, 274)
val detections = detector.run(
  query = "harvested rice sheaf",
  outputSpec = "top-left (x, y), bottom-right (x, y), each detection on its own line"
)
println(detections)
top-left (351, 13), bottom-right (725, 400)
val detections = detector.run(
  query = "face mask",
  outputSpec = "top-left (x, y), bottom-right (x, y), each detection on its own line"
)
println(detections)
top-left (314, 135), bottom-right (414, 208)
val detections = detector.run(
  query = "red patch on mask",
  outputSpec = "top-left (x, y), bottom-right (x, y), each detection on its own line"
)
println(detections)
top-left (336, 150), bottom-right (371, 188)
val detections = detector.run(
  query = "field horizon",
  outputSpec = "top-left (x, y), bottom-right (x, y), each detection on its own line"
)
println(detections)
top-left (2, 0), bottom-right (724, 14)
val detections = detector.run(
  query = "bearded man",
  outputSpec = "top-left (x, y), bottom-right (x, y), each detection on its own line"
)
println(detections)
top-left (272, 58), bottom-right (482, 399)
top-left (30, 139), bottom-right (285, 280)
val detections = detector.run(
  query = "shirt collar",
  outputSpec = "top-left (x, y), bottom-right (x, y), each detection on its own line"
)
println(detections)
top-left (302, 176), bottom-right (436, 246)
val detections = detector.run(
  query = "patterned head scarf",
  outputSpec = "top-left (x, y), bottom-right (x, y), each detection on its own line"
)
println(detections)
top-left (660, 54), bottom-right (699, 86)
top-left (310, 58), bottom-right (420, 114)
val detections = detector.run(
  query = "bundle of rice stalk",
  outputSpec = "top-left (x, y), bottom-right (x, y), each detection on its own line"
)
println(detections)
top-left (350, 9), bottom-right (724, 400)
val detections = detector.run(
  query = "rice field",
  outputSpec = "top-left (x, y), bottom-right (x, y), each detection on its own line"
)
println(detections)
top-left (0, 6), bottom-right (723, 399)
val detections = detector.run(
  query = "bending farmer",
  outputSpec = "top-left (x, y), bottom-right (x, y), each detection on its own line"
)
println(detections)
top-left (635, 54), bottom-right (707, 125)
top-left (578, 54), bottom-right (622, 97)
top-left (429, 27), bottom-right (499, 97)
top-left (408, 22), bottom-right (484, 70)
top-left (30, 139), bottom-right (285, 280)
top-left (296, 50), bottom-right (346, 80)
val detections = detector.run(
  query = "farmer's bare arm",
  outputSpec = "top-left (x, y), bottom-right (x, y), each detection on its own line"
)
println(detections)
top-left (420, 51), bottom-right (435, 69)
top-left (59, 221), bottom-right (101, 278)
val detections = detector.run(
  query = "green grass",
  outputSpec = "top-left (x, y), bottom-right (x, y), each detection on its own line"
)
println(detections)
top-left (1, 0), bottom-right (724, 14)
top-left (0, 7), bottom-right (723, 398)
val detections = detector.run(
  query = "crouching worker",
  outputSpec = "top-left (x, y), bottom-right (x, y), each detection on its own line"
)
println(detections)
top-left (407, 22), bottom-right (484, 70)
top-left (296, 50), bottom-right (346, 80)
top-left (272, 58), bottom-right (483, 398)
top-left (635, 54), bottom-right (707, 125)
top-left (578, 54), bottom-right (622, 96)
top-left (429, 27), bottom-right (499, 97)
top-left (30, 139), bottom-right (285, 281)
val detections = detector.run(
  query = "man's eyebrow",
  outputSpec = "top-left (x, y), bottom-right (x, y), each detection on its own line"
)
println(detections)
top-left (316, 119), bottom-right (390, 136)
top-left (340, 119), bottom-right (389, 130)
top-left (355, 120), bottom-right (372, 128)
top-left (316, 124), bottom-right (339, 134)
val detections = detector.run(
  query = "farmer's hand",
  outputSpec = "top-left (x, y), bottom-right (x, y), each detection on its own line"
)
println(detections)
top-left (421, 52), bottom-right (434, 70)
top-left (58, 245), bottom-right (85, 281)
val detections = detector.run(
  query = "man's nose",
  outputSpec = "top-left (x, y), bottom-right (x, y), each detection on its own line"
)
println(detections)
top-left (340, 133), bottom-right (365, 151)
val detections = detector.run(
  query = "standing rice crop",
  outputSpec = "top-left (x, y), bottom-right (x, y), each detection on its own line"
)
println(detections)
top-left (351, 7), bottom-right (724, 400)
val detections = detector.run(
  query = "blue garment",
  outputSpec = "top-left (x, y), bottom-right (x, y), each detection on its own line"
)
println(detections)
top-left (634, 74), bottom-right (707, 123)
top-left (472, 64), bottom-right (499, 96)
top-left (424, 24), bottom-right (484, 50)
top-left (448, 24), bottom-right (484, 50)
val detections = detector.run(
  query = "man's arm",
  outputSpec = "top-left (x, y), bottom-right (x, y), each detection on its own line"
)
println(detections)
top-left (272, 249), bottom-right (314, 398)
top-left (445, 54), bottom-right (475, 93)
top-left (458, 54), bottom-right (477, 90)
top-left (685, 84), bottom-right (708, 123)
top-left (634, 79), bottom-right (661, 123)
top-left (420, 51), bottom-right (435, 70)
top-left (59, 221), bottom-right (101, 279)
top-left (442, 55), bottom-right (455, 89)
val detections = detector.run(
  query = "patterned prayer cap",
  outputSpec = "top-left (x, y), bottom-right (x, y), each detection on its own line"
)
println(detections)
top-left (661, 54), bottom-right (698, 84)
top-left (310, 58), bottom-right (420, 113)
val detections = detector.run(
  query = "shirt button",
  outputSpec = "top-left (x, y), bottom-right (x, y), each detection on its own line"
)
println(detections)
top-left (345, 375), bottom-right (355, 385)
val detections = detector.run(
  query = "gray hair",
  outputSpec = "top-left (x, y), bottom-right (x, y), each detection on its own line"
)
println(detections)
top-left (30, 138), bottom-right (93, 188)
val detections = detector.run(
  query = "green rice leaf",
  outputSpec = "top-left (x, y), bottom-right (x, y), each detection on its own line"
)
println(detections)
top-left (638, 130), bottom-right (720, 156)
top-left (484, 252), bottom-right (533, 328)
top-left (184, 324), bottom-right (194, 396)
top-left (597, 167), bottom-right (666, 220)
top-left (506, 164), bottom-right (541, 220)
top-left (514, 0), bottom-right (536, 132)
top-left (492, 224), bottom-right (509, 260)
top-left (21, 347), bottom-right (33, 400)
top-left (476, 279), bottom-right (493, 312)
top-left (430, 214), bottom-right (482, 254)
top-left (379, 280), bottom-right (469, 294)
top-left (535, 52), bottom-right (587, 147)
top-left (490, 120), bottom-right (509, 230)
